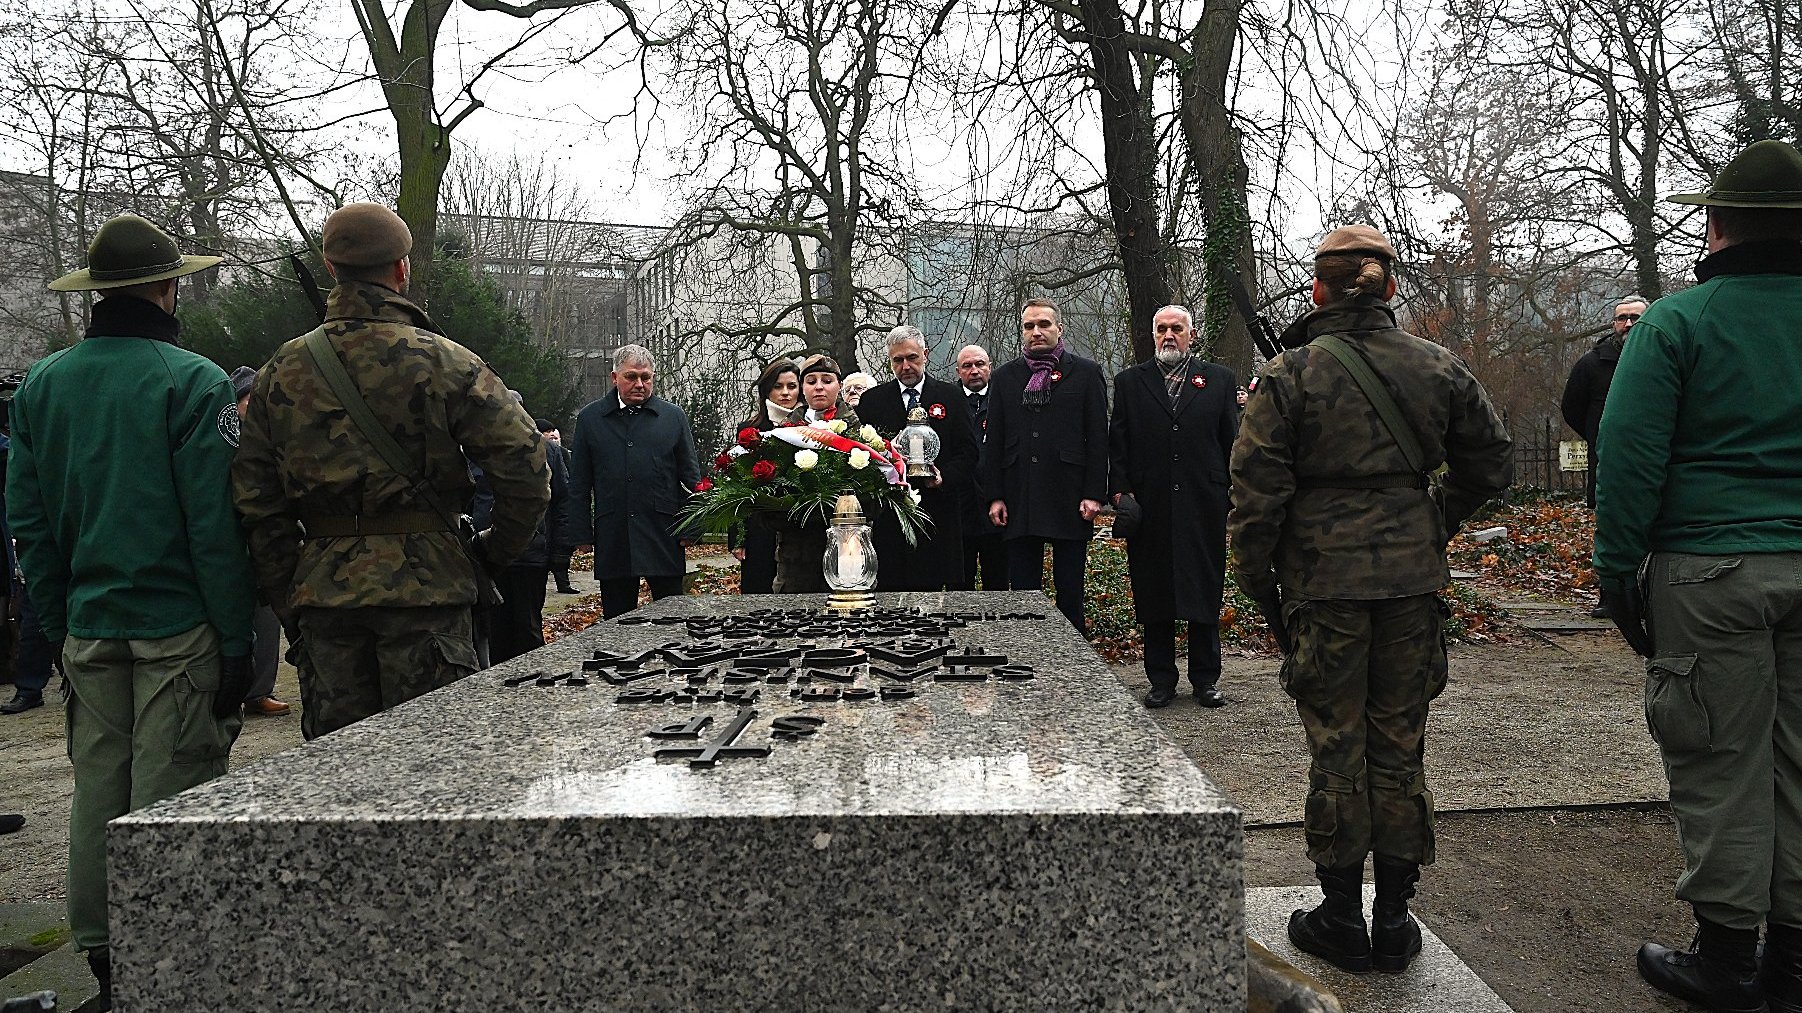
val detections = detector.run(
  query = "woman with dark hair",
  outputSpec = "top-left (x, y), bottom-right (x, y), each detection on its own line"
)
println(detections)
top-left (729, 358), bottom-right (801, 593)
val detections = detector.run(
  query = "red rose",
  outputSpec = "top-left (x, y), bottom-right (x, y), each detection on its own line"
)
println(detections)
top-left (751, 460), bottom-right (778, 482)
top-left (695, 477), bottom-right (714, 492)
top-left (714, 452), bottom-right (732, 471)
top-left (736, 427), bottom-right (761, 449)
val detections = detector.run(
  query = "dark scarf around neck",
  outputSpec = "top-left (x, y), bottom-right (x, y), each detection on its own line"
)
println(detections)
top-left (85, 295), bottom-right (181, 344)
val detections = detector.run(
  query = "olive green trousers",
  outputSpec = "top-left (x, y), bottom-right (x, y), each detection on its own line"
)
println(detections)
top-left (64, 624), bottom-right (241, 951)
top-left (1644, 550), bottom-right (1802, 931)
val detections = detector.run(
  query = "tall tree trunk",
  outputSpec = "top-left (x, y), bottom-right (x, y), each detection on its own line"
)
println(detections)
top-left (1179, 0), bottom-right (1257, 380)
top-left (1078, 0), bottom-right (1173, 364)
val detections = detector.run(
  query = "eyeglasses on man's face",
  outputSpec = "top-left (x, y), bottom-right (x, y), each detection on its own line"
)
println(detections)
top-left (1615, 313), bottom-right (1641, 322)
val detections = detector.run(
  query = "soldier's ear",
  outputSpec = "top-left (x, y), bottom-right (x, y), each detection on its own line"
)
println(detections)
top-left (1310, 279), bottom-right (1329, 307)
top-left (1384, 275), bottom-right (1397, 301)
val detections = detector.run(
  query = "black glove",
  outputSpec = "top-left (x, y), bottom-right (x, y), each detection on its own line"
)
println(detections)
top-left (1248, 591), bottom-right (1292, 654)
top-left (1601, 586), bottom-right (1653, 658)
top-left (216, 654), bottom-right (253, 719)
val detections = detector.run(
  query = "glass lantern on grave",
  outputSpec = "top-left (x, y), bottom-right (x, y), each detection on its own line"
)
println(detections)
top-left (823, 493), bottom-right (878, 611)
top-left (896, 406), bottom-right (942, 480)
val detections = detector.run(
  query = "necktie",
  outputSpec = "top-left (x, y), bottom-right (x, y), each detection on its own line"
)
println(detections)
top-left (905, 388), bottom-right (920, 412)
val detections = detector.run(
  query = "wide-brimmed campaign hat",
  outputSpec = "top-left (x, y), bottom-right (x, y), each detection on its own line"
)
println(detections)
top-left (48, 215), bottom-right (222, 292)
top-left (1668, 140), bottom-right (1802, 208)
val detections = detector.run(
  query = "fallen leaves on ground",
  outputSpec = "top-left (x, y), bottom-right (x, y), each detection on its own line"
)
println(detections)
top-left (1448, 491), bottom-right (1597, 604)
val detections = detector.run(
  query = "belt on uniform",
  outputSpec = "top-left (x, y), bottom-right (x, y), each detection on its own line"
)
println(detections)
top-left (1297, 472), bottom-right (1429, 490)
top-left (301, 510), bottom-right (454, 538)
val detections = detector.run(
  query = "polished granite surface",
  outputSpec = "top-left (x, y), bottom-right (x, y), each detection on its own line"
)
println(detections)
top-left (121, 592), bottom-right (1235, 823)
top-left (110, 592), bottom-right (1245, 1011)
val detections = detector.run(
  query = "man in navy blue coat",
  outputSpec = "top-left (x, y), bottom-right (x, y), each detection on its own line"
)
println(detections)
top-left (564, 345), bottom-right (699, 618)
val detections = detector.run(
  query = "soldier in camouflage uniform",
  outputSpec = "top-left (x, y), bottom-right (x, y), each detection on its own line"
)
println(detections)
top-left (232, 203), bottom-right (549, 741)
top-left (1229, 225), bottom-right (1512, 975)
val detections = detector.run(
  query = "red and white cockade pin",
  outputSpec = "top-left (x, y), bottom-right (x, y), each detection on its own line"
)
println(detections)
top-left (927, 402), bottom-right (947, 419)
top-left (1190, 374), bottom-right (1207, 388)
top-left (1049, 370), bottom-right (1064, 384)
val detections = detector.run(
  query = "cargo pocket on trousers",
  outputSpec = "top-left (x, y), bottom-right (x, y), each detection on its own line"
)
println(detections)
top-left (1426, 597), bottom-right (1452, 703)
top-left (173, 667), bottom-right (233, 765)
top-left (1303, 788), bottom-right (1339, 861)
top-left (428, 633), bottom-right (480, 690)
top-left (1277, 601), bottom-right (1313, 700)
top-left (1644, 654), bottom-right (1710, 753)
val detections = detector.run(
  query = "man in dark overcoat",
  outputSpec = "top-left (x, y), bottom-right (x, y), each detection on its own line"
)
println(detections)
top-left (955, 343), bottom-right (1009, 591)
top-left (1109, 305), bottom-right (1238, 709)
top-left (858, 325), bottom-right (980, 591)
top-left (978, 297), bottom-right (1109, 634)
top-left (565, 344), bottom-right (700, 618)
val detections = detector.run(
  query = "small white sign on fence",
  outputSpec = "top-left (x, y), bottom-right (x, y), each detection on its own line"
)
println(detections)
top-left (1559, 440), bottom-right (1590, 472)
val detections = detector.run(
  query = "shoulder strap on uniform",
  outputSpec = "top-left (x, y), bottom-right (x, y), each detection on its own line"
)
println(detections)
top-left (1311, 333), bottom-right (1427, 476)
top-left (299, 327), bottom-right (423, 486)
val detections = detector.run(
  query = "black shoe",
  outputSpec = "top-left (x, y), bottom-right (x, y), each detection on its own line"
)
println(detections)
top-left (1191, 685), bottom-right (1226, 708)
top-left (0, 689), bottom-right (43, 714)
top-left (556, 583), bottom-right (579, 594)
top-left (1588, 605), bottom-right (1610, 619)
top-left (1762, 923), bottom-right (1802, 1013)
top-left (1371, 855), bottom-right (1423, 973)
top-left (85, 946), bottom-right (113, 1012)
top-left (0, 813), bottom-right (23, 835)
top-left (1289, 862), bottom-right (1372, 973)
top-left (1637, 918), bottom-right (1765, 1013)
top-left (1143, 687), bottom-right (1176, 709)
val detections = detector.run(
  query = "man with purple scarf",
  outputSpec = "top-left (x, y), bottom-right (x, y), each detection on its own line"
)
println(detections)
top-left (977, 297), bottom-right (1109, 634)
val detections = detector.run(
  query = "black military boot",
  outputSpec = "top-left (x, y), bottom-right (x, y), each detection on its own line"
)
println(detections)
top-left (1288, 862), bottom-right (1372, 973)
top-left (1763, 923), bottom-right (1802, 1013)
top-left (1370, 856), bottom-right (1424, 972)
top-left (1637, 916), bottom-right (1765, 1013)
top-left (83, 946), bottom-right (113, 1012)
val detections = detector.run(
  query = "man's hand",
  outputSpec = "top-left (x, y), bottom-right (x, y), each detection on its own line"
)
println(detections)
top-left (918, 465), bottom-right (942, 490)
top-left (731, 547), bottom-right (747, 562)
top-left (1602, 586), bottom-right (1654, 658)
top-left (989, 500), bottom-right (1007, 527)
top-left (216, 654), bottom-right (253, 719)
top-left (1078, 498), bottom-right (1103, 522)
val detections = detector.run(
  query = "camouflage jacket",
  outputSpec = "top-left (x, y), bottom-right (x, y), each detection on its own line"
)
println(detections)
top-left (231, 281), bottom-right (550, 610)
top-left (1228, 298), bottom-right (1512, 601)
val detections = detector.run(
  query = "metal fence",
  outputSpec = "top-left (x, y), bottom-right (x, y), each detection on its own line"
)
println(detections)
top-left (1512, 417), bottom-right (1588, 493)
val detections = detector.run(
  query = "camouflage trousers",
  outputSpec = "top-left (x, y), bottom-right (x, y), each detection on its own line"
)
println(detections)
top-left (1280, 593), bottom-right (1449, 868)
top-left (295, 605), bottom-right (478, 740)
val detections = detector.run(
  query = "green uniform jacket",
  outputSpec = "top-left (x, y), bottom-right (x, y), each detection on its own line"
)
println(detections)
top-left (1228, 298), bottom-right (1513, 602)
top-left (6, 320), bottom-right (255, 655)
top-left (232, 281), bottom-right (550, 610)
top-left (1593, 241), bottom-right (1802, 593)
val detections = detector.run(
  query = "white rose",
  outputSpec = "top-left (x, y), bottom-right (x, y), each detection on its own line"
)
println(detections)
top-left (860, 424), bottom-right (881, 444)
top-left (908, 488), bottom-right (923, 505)
top-left (848, 448), bottom-right (871, 470)
top-left (827, 419), bottom-right (848, 434)
top-left (793, 449), bottom-right (819, 470)
top-left (868, 435), bottom-right (887, 450)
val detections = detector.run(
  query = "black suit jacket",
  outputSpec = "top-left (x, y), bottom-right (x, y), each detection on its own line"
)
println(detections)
top-left (978, 351), bottom-right (1109, 542)
top-left (859, 375), bottom-right (979, 590)
top-left (1108, 358), bottom-right (1237, 622)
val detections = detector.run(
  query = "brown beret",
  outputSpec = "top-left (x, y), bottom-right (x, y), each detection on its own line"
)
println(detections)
top-left (1315, 224), bottom-right (1398, 261)
top-left (322, 203), bottom-right (413, 267)
top-left (798, 354), bottom-right (841, 379)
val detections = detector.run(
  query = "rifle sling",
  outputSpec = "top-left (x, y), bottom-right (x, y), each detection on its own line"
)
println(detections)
top-left (1310, 333), bottom-right (1428, 478)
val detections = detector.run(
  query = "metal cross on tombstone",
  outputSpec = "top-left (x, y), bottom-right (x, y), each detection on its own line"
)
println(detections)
top-left (651, 707), bottom-right (772, 769)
